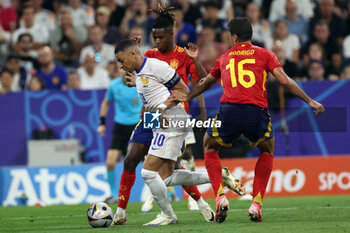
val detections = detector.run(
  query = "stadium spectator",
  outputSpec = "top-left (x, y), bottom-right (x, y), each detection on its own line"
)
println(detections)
top-left (343, 34), bottom-right (350, 61)
top-left (27, 76), bottom-right (45, 91)
top-left (77, 52), bottom-right (110, 90)
top-left (120, 0), bottom-right (155, 44)
top-left (199, 41), bottom-right (219, 73)
top-left (30, 0), bottom-right (56, 31)
top-left (15, 33), bottom-right (40, 72)
top-left (272, 40), bottom-right (299, 79)
top-left (309, 0), bottom-right (346, 48)
top-left (66, 71), bottom-right (81, 89)
top-left (0, 24), bottom-right (10, 63)
top-left (95, 6), bottom-right (121, 45)
top-left (35, 46), bottom-right (68, 90)
top-left (173, 0), bottom-right (202, 26)
top-left (283, 0), bottom-right (309, 45)
top-left (106, 60), bottom-right (119, 80)
top-left (0, 0), bottom-right (17, 32)
top-left (173, 4), bottom-right (196, 47)
top-left (245, 2), bottom-right (271, 48)
top-left (98, 0), bottom-right (126, 28)
top-left (217, 0), bottom-right (234, 21)
top-left (197, 26), bottom-right (227, 57)
top-left (302, 20), bottom-right (342, 70)
top-left (266, 19), bottom-right (300, 63)
top-left (230, 0), bottom-right (250, 17)
top-left (341, 65), bottom-right (350, 79)
top-left (307, 60), bottom-right (327, 81)
top-left (50, 9), bottom-right (87, 68)
top-left (11, 5), bottom-right (49, 47)
top-left (198, 1), bottom-right (227, 43)
top-left (0, 68), bottom-right (14, 95)
top-left (128, 25), bottom-right (151, 55)
top-left (67, 0), bottom-right (95, 28)
top-left (268, 0), bottom-right (314, 23)
top-left (79, 25), bottom-right (115, 68)
top-left (5, 54), bottom-right (30, 92)
top-left (301, 42), bottom-right (339, 80)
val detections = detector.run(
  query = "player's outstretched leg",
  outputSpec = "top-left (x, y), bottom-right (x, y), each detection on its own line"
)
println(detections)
top-left (113, 143), bottom-right (149, 225)
top-left (248, 138), bottom-right (274, 222)
top-left (141, 168), bottom-right (178, 226)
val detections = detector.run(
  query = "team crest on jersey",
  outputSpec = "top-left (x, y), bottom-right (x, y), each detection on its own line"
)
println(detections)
top-left (181, 34), bottom-right (189, 42)
top-left (52, 76), bottom-right (60, 85)
top-left (170, 59), bottom-right (179, 69)
top-left (141, 75), bottom-right (149, 86)
top-left (177, 47), bottom-right (184, 52)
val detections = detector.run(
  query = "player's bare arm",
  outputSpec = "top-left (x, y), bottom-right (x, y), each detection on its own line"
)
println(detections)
top-left (185, 42), bottom-right (207, 81)
top-left (97, 98), bottom-right (110, 137)
top-left (173, 74), bottom-right (217, 102)
top-left (273, 67), bottom-right (325, 115)
top-left (189, 78), bottom-right (207, 122)
top-left (162, 78), bottom-right (189, 110)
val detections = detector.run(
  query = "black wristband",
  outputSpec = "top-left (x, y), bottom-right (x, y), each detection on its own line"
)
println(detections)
top-left (99, 116), bottom-right (106, 125)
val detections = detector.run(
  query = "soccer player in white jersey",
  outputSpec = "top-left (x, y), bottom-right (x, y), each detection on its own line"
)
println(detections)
top-left (115, 39), bottom-right (222, 226)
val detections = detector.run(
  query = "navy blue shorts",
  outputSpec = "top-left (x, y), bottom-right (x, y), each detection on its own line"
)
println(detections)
top-left (207, 102), bottom-right (273, 147)
top-left (128, 119), bottom-right (153, 147)
top-left (128, 118), bottom-right (187, 155)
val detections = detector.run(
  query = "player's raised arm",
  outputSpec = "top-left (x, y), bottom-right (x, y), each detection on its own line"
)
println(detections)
top-left (273, 67), bottom-right (325, 115)
top-left (185, 42), bottom-right (207, 81)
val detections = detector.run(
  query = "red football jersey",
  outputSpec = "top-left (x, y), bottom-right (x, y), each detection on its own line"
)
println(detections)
top-left (144, 45), bottom-right (198, 84)
top-left (210, 43), bottom-right (282, 109)
top-left (145, 45), bottom-right (199, 112)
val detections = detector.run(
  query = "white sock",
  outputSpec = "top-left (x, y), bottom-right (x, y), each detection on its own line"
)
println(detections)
top-left (141, 169), bottom-right (175, 218)
top-left (163, 169), bottom-right (210, 186)
top-left (196, 197), bottom-right (206, 208)
top-left (116, 207), bottom-right (125, 216)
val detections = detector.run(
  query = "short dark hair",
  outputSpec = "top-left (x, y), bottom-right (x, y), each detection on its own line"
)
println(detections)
top-left (228, 17), bottom-right (253, 42)
top-left (0, 68), bottom-right (14, 77)
top-left (114, 39), bottom-right (137, 54)
top-left (18, 33), bottom-right (33, 43)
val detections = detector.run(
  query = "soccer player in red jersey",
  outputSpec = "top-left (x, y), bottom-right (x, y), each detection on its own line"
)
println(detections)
top-left (173, 17), bottom-right (325, 223)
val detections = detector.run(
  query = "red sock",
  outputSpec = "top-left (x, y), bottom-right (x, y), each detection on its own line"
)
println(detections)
top-left (180, 165), bottom-right (202, 201)
top-left (117, 170), bottom-right (136, 209)
top-left (204, 151), bottom-right (224, 197)
top-left (253, 153), bottom-right (273, 205)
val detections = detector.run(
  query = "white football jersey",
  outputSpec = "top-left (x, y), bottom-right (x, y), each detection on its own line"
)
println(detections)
top-left (136, 57), bottom-right (179, 111)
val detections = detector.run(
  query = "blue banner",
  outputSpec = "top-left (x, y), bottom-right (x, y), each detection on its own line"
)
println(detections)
top-left (0, 163), bottom-right (183, 206)
top-left (0, 81), bottom-right (349, 166)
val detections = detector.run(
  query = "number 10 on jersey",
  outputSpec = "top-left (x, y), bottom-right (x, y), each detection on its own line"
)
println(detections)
top-left (225, 58), bottom-right (256, 88)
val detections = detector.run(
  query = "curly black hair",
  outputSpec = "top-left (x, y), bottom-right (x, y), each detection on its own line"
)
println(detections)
top-left (151, 2), bottom-right (175, 30)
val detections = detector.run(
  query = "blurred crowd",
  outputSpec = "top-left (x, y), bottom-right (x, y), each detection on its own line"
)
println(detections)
top-left (0, 0), bottom-right (350, 95)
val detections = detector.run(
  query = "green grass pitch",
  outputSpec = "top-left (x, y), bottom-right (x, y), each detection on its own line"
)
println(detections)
top-left (1, 195), bottom-right (350, 233)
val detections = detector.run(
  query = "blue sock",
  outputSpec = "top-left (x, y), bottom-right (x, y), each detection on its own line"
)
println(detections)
top-left (107, 169), bottom-right (117, 198)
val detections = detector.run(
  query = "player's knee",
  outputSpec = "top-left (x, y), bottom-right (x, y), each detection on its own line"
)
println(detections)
top-left (123, 155), bottom-right (138, 171)
top-left (203, 133), bottom-right (220, 152)
top-left (257, 138), bottom-right (274, 154)
top-left (141, 168), bottom-right (157, 179)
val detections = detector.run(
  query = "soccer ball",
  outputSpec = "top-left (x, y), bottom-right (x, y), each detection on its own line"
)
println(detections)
top-left (86, 202), bottom-right (114, 228)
